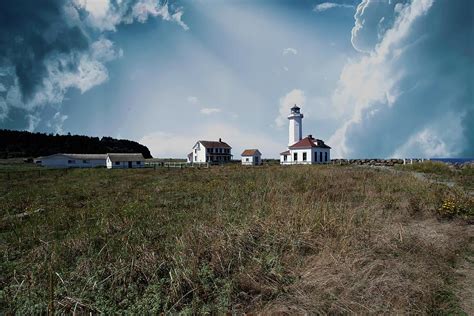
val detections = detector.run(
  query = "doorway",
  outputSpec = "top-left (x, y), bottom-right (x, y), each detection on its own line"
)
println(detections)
top-left (128, 161), bottom-right (132, 168)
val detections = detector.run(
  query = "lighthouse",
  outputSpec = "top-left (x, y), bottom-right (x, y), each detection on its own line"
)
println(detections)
top-left (288, 104), bottom-right (303, 146)
top-left (279, 105), bottom-right (331, 164)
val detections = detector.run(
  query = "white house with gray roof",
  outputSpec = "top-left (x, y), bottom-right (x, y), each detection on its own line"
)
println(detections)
top-left (187, 138), bottom-right (232, 164)
top-left (34, 154), bottom-right (107, 168)
top-left (106, 153), bottom-right (145, 169)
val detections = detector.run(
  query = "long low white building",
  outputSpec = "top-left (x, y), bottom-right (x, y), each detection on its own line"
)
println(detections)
top-left (34, 154), bottom-right (107, 168)
top-left (34, 153), bottom-right (146, 169)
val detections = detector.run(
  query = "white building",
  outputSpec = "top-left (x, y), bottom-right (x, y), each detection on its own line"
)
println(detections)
top-left (241, 149), bottom-right (262, 166)
top-left (34, 154), bottom-right (107, 168)
top-left (187, 139), bottom-right (232, 164)
top-left (106, 153), bottom-right (145, 169)
top-left (280, 105), bottom-right (331, 165)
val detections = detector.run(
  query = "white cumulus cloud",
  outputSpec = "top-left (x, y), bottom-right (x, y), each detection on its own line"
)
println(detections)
top-left (313, 2), bottom-right (354, 12)
top-left (200, 107), bottom-right (221, 115)
top-left (47, 112), bottom-right (69, 134)
top-left (187, 96), bottom-right (199, 104)
top-left (283, 47), bottom-right (298, 55)
top-left (275, 89), bottom-right (305, 128)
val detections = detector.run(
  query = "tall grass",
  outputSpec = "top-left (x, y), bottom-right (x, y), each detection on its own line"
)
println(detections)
top-left (1, 165), bottom-right (472, 313)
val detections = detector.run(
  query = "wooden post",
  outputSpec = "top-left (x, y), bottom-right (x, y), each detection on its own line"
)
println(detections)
top-left (48, 263), bottom-right (55, 315)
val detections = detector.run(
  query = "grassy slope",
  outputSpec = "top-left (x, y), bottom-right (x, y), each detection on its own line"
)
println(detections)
top-left (397, 161), bottom-right (474, 191)
top-left (1, 165), bottom-right (473, 314)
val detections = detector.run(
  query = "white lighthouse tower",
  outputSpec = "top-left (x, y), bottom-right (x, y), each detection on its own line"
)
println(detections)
top-left (288, 104), bottom-right (303, 146)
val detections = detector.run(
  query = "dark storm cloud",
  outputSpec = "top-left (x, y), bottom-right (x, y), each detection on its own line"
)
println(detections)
top-left (0, 0), bottom-right (89, 103)
top-left (332, 0), bottom-right (474, 158)
top-left (0, 0), bottom-right (186, 128)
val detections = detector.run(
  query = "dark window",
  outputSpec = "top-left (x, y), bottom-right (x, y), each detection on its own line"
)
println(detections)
top-left (245, 158), bottom-right (249, 162)
top-left (115, 161), bottom-right (120, 165)
top-left (36, 160), bottom-right (42, 164)
top-left (294, 152), bottom-right (297, 161)
top-left (325, 152), bottom-right (328, 162)
top-left (283, 155), bottom-right (287, 161)
top-left (303, 152), bottom-right (307, 161)
top-left (83, 160), bottom-right (89, 163)
top-left (68, 160), bottom-right (75, 164)
top-left (320, 152), bottom-right (322, 162)
top-left (136, 161), bottom-right (141, 165)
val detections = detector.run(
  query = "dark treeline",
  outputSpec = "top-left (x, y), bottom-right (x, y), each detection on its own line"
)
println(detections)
top-left (0, 129), bottom-right (152, 159)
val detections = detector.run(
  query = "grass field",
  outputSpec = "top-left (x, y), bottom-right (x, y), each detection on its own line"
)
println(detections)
top-left (1, 164), bottom-right (473, 314)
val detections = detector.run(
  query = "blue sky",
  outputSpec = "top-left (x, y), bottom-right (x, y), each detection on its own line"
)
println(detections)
top-left (0, 0), bottom-right (472, 158)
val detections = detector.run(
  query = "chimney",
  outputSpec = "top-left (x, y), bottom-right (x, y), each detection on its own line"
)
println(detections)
top-left (308, 134), bottom-right (313, 139)
top-left (219, 138), bottom-right (222, 142)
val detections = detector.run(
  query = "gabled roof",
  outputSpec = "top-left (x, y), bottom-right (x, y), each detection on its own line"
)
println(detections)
top-left (289, 136), bottom-right (331, 149)
top-left (280, 150), bottom-right (290, 155)
top-left (198, 140), bottom-right (231, 149)
top-left (36, 153), bottom-right (107, 160)
top-left (107, 153), bottom-right (145, 162)
top-left (241, 149), bottom-right (261, 156)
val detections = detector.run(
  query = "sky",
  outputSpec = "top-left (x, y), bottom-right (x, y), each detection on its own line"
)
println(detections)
top-left (0, 0), bottom-right (473, 158)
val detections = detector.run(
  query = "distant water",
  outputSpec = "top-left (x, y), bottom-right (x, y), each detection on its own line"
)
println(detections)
top-left (430, 158), bottom-right (474, 164)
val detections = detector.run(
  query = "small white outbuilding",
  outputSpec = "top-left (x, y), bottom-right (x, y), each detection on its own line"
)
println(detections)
top-left (241, 149), bottom-right (262, 166)
top-left (106, 153), bottom-right (145, 169)
top-left (34, 153), bottom-right (107, 168)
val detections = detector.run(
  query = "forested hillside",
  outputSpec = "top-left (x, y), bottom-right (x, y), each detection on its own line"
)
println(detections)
top-left (0, 129), bottom-right (152, 158)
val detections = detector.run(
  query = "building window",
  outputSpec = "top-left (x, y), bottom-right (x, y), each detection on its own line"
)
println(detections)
top-left (115, 161), bottom-right (120, 165)
top-left (283, 155), bottom-right (287, 162)
top-left (293, 152), bottom-right (297, 161)
top-left (195, 155), bottom-right (197, 161)
top-left (325, 152), bottom-right (328, 162)
top-left (68, 160), bottom-right (76, 164)
top-left (303, 152), bottom-right (307, 161)
top-left (320, 152), bottom-right (323, 162)
top-left (136, 161), bottom-right (141, 165)
top-left (245, 157), bottom-right (249, 162)
top-left (195, 149), bottom-right (197, 154)
top-left (83, 160), bottom-right (89, 163)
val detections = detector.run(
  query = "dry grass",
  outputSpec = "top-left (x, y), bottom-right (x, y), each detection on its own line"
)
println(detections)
top-left (0, 165), bottom-right (473, 314)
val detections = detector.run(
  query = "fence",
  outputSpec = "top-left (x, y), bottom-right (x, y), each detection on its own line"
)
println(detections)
top-left (145, 162), bottom-right (210, 169)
